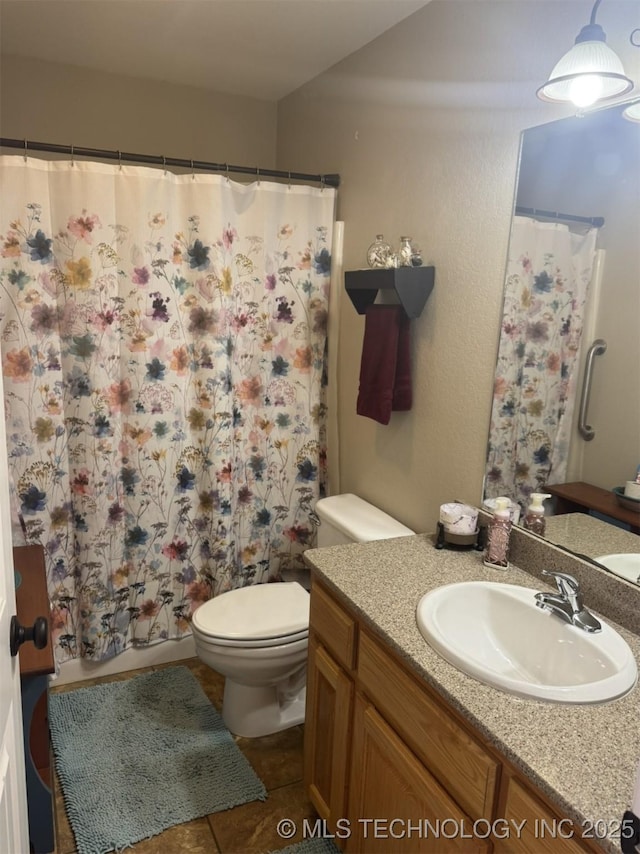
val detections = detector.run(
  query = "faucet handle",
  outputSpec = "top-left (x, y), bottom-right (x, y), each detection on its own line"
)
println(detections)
top-left (542, 570), bottom-right (582, 604)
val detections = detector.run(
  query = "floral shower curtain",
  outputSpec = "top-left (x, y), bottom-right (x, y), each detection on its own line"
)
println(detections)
top-left (485, 216), bottom-right (598, 510)
top-left (0, 156), bottom-right (335, 663)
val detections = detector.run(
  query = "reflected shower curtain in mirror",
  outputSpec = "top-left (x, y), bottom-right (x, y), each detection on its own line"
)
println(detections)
top-left (485, 216), bottom-right (597, 511)
top-left (0, 156), bottom-right (335, 663)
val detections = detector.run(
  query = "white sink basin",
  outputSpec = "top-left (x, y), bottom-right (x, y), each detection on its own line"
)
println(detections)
top-left (416, 581), bottom-right (637, 704)
top-left (596, 554), bottom-right (640, 585)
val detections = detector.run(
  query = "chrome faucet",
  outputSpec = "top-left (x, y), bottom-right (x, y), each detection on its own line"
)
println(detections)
top-left (535, 570), bottom-right (602, 633)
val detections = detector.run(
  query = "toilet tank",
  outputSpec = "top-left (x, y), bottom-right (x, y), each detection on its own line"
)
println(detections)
top-left (316, 493), bottom-right (414, 547)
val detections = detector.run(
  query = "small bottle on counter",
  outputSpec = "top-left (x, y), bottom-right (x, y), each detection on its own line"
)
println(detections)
top-left (483, 496), bottom-right (512, 569)
top-left (523, 493), bottom-right (551, 536)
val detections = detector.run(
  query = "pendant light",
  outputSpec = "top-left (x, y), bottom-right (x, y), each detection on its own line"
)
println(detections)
top-left (537, 0), bottom-right (633, 108)
top-left (623, 101), bottom-right (640, 122)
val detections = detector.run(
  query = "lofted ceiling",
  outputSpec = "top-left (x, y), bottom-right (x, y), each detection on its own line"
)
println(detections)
top-left (0, 0), bottom-right (431, 101)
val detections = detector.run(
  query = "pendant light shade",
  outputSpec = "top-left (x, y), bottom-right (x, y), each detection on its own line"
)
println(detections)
top-left (623, 101), bottom-right (640, 123)
top-left (537, 14), bottom-right (634, 107)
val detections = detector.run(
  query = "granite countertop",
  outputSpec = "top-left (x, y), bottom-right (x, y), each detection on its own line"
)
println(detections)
top-left (544, 513), bottom-right (640, 560)
top-left (304, 534), bottom-right (640, 853)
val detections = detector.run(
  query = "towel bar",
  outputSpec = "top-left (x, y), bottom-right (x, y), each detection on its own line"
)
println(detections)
top-left (345, 266), bottom-right (435, 319)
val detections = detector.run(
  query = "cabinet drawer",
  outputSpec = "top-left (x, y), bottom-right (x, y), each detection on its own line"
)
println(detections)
top-left (310, 583), bottom-right (357, 671)
top-left (496, 776), bottom-right (588, 854)
top-left (358, 629), bottom-right (498, 820)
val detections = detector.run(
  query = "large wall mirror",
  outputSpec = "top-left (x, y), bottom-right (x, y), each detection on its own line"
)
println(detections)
top-left (483, 99), bottom-right (640, 575)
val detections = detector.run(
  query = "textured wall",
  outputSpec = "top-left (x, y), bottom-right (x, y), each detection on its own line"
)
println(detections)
top-left (276, 0), bottom-right (638, 533)
top-left (0, 54), bottom-right (278, 168)
top-left (1, 2), bottom-right (637, 534)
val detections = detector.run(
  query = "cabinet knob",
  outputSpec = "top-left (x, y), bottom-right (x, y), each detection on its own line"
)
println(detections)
top-left (9, 615), bottom-right (48, 657)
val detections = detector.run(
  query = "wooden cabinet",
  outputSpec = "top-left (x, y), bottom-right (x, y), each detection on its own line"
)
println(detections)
top-left (495, 775), bottom-right (587, 854)
top-left (304, 638), bottom-right (354, 830)
top-left (308, 582), bottom-right (357, 670)
top-left (347, 695), bottom-right (489, 853)
top-left (305, 579), bottom-right (597, 853)
top-left (358, 629), bottom-right (498, 821)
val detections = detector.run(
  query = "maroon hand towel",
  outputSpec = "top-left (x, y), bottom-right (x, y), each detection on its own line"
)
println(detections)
top-left (392, 310), bottom-right (412, 412)
top-left (357, 305), bottom-right (412, 425)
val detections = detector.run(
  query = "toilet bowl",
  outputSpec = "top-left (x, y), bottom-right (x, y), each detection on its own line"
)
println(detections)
top-left (192, 494), bottom-right (414, 737)
top-left (191, 581), bottom-right (310, 738)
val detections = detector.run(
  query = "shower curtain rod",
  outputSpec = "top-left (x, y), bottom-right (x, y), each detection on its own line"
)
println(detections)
top-left (0, 137), bottom-right (341, 188)
top-left (515, 206), bottom-right (604, 228)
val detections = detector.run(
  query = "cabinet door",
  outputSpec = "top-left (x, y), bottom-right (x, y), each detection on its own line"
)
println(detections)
top-left (495, 776), bottom-right (589, 854)
top-left (304, 638), bottom-right (353, 831)
top-left (358, 629), bottom-right (498, 820)
top-left (346, 695), bottom-right (490, 853)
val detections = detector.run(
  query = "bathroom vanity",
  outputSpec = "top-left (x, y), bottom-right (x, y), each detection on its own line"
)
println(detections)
top-left (303, 534), bottom-right (640, 853)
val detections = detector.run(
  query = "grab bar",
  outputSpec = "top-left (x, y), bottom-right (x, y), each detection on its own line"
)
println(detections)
top-left (578, 339), bottom-right (607, 441)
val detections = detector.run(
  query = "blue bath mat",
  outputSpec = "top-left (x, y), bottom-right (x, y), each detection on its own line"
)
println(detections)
top-left (49, 665), bottom-right (267, 854)
top-left (272, 838), bottom-right (341, 854)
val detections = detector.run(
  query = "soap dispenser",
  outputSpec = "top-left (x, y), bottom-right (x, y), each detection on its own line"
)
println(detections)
top-left (523, 493), bottom-right (551, 536)
top-left (483, 496), bottom-right (512, 569)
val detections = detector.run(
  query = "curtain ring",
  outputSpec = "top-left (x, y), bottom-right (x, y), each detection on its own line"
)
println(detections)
top-left (162, 155), bottom-right (168, 176)
top-left (117, 150), bottom-right (122, 171)
top-left (320, 175), bottom-right (325, 193)
top-left (23, 139), bottom-right (28, 162)
top-left (256, 167), bottom-right (260, 187)
top-left (225, 163), bottom-right (230, 183)
top-left (70, 144), bottom-right (75, 167)
top-left (288, 171), bottom-right (291, 190)
top-left (191, 159), bottom-right (195, 180)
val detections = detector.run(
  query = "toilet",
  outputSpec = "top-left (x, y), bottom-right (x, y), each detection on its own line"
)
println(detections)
top-left (191, 493), bottom-right (414, 737)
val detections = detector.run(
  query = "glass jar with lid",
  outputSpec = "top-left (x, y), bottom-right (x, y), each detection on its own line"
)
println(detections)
top-left (398, 236), bottom-right (414, 267)
top-left (366, 234), bottom-right (392, 268)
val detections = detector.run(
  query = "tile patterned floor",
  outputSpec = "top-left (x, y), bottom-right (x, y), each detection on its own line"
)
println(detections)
top-left (50, 657), bottom-right (315, 854)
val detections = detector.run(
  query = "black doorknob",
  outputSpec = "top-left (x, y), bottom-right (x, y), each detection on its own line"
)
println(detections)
top-left (9, 615), bottom-right (48, 657)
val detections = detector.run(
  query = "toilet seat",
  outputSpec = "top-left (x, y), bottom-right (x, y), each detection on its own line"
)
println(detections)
top-left (193, 629), bottom-right (308, 649)
top-left (192, 581), bottom-right (310, 648)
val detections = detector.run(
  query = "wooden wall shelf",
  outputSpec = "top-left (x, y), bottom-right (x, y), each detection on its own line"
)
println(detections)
top-left (345, 266), bottom-right (435, 319)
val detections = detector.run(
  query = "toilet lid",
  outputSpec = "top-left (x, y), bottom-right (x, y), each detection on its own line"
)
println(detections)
top-left (192, 581), bottom-right (310, 643)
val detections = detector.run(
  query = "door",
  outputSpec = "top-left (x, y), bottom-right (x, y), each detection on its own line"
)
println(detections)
top-left (0, 365), bottom-right (30, 852)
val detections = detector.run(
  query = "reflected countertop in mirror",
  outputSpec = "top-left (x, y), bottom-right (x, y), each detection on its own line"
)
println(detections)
top-left (544, 512), bottom-right (640, 561)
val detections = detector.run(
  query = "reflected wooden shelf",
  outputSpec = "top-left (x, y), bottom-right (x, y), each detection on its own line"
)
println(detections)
top-left (546, 481), bottom-right (640, 535)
